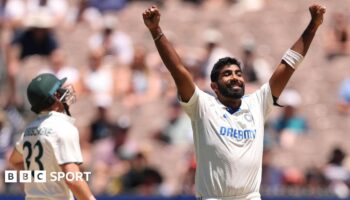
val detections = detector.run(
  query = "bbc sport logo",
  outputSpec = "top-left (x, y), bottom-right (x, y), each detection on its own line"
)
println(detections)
top-left (4, 170), bottom-right (92, 183)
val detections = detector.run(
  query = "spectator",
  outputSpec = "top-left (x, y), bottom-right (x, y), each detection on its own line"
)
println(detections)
top-left (337, 78), bottom-right (350, 114)
top-left (70, 0), bottom-right (104, 30)
top-left (181, 151), bottom-right (196, 195)
top-left (122, 45), bottom-right (161, 108)
top-left (112, 118), bottom-right (131, 158)
top-left (154, 99), bottom-right (193, 145)
top-left (26, 0), bottom-right (69, 27)
top-left (3, 0), bottom-right (68, 28)
top-left (241, 43), bottom-right (258, 83)
top-left (88, 15), bottom-right (134, 65)
top-left (199, 28), bottom-right (232, 86)
top-left (5, 10), bottom-right (58, 106)
top-left (130, 0), bottom-right (164, 7)
top-left (88, 106), bottom-right (112, 144)
top-left (0, 1), bottom-right (5, 24)
top-left (229, 0), bottom-right (266, 17)
top-left (282, 167), bottom-right (305, 188)
top-left (120, 152), bottom-right (163, 195)
top-left (324, 12), bottom-right (350, 61)
top-left (2, 0), bottom-right (26, 29)
top-left (72, 1), bottom-right (131, 29)
top-left (89, 116), bottom-right (131, 195)
top-left (240, 40), bottom-right (272, 84)
top-left (0, 110), bottom-right (15, 193)
top-left (182, 0), bottom-right (204, 6)
top-left (39, 49), bottom-right (83, 95)
top-left (87, 0), bottom-right (127, 13)
top-left (261, 150), bottom-right (284, 194)
top-left (82, 48), bottom-right (116, 106)
top-left (10, 13), bottom-right (57, 59)
top-left (272, 89), bottom-right (308, 148)
top-left (304, 167), bottom-right (329, 195)
top-left (323, 147), bottom-right (350, 198)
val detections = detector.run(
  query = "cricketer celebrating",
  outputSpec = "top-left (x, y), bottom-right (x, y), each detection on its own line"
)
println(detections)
top-left (9, 73), bottom-right (95, 200)
top-left (143, 4), bottom-right (325, 200)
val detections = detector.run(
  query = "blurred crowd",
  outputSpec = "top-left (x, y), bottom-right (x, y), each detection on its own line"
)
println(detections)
top-left (1, 0), bottom-right (350, 198)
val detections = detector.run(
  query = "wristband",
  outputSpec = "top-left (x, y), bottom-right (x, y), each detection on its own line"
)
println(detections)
top-left (153, 32), bottom-right (164, 41)
top-left (282, 49), bottom-right (304, 70)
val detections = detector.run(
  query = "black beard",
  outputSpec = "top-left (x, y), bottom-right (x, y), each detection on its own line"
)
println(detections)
top-left (217, 81), bottom-right (245, 99)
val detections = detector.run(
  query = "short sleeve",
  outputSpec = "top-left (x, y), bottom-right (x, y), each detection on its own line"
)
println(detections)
top-left (180, 86), bottom-right (207, 120)
top-left (179, 86), bottom-right (200, 119)
top-left (250, 83), bottom-right (274, 118)
top-left (54, 125), bottom-right (83, 165)
top-left (179, 86), bottom-right (213, 120)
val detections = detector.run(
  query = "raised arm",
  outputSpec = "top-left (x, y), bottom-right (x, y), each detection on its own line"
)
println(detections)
top-left (143, 6), bottom-right (195, 102)
top-left (269, 4), bottom-right (326, 98)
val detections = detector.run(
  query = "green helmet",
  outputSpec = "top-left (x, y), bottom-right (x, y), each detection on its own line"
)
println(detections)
top-left (27, 73), bottom-right (67, 113)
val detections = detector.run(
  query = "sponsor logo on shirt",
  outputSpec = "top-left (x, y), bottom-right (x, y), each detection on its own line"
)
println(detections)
top-left (244, 113), bottom-right (254, 122)
top-left (219, 126), bottom-right (256, 140)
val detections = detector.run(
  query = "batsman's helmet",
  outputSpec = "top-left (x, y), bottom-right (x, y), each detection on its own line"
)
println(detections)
top-left (27, 73), bottom-right (67, 114)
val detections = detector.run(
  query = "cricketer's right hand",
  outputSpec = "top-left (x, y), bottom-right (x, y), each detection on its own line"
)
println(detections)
top-left (143, 5), bottom-right (161, 31)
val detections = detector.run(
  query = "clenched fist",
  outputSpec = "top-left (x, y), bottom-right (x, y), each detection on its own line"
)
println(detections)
top-left (143, 5), bottom-right (161, 31)
top-left (309, 4), bottom-right (326, 27)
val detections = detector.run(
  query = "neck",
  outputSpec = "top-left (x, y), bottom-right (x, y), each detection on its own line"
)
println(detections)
top-left (47, 102), bottom-right (65, 113)
top-left (218, 96), bottom-right (242, 109)
top-left (41, 108), bottom-right (63, 114)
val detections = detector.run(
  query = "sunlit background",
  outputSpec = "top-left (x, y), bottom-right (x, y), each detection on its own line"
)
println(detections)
top-left (1, 0), bottom-right (350, 199)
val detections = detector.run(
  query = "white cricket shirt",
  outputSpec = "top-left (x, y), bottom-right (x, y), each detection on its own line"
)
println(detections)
top-left (180, 83), bottom-right (273, 200)
top-left (15, 111), bottom-right (83, 200)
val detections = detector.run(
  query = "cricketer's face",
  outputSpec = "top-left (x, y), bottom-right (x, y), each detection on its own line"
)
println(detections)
top-left (53, 85), bottom-right (76, 115)
top-left (216, 64), bottom-right (245, 99)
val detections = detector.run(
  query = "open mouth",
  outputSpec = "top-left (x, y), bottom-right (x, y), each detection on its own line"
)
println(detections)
top-left (232, 85), bottom-right (241, 90)
top-left (229, 84), bottom-right (242, 90)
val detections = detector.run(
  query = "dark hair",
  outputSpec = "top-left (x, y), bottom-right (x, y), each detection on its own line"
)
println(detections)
top-left (328, 147), bottom-right (346, 165)
top-left (210, 57), bottom-right (242, 82)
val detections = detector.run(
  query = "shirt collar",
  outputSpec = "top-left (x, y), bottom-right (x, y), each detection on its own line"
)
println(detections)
top-left (215, 97), bottom-right (248, 114)
top-left (38, 111), bottom-right (76, 124)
